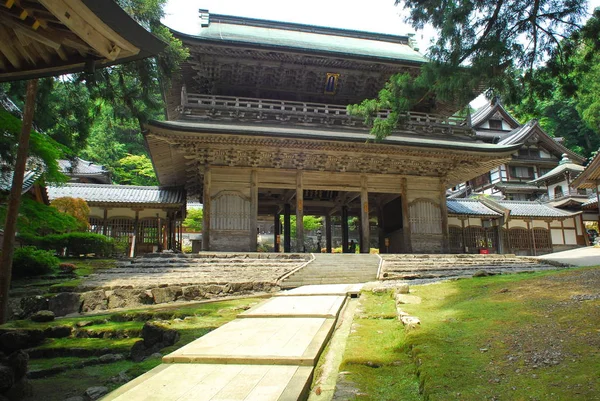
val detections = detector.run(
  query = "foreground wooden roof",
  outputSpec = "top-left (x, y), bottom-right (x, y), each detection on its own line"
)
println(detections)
top-left (0, 0), bottom-right (165, 81)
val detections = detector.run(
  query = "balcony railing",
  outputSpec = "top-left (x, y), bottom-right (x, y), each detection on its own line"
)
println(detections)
top-left (540, 189), bottom-right (591, 202)
top-left (179, 89), bottom-right (474, 137)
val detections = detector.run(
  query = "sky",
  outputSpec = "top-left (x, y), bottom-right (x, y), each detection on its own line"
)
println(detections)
top-left (162, 0), bottom-right (600, 108)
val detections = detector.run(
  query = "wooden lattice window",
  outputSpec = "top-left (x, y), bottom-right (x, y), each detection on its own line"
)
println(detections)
top-left (211, 191), bottom-right (251, 231)
top-left (533, 228), bottom-right (552, 253)
top-left (464, 226), bottom-right (486, 250)
top-left (139, 218), bottom-right (159, 244)
top-left (449, 225), bottom-right (463, 253)
top-left (88, 217), bottom-right (104, 234)
top-left (507, 228), bottom-right (531, 251)
top-left (107, 217), bottom-right (134, 242)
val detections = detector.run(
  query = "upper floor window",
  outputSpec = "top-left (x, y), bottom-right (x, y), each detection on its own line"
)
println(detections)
top-left (518, 148), bottom-right (540, 158)
top-left (488, 119), bottom-right (503, 130)
top-left (554, 186), bottom-right (564, 198)
top-left (510, 166), bottom-right (534, 179)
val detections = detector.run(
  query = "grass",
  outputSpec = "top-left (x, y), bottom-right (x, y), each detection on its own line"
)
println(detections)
top-left (339, 267), bottom-right (600, 400)
top-left (0, 297), bottom-right (263, 401)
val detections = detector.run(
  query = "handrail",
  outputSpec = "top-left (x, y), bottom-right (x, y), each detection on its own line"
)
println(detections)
top-left (183, 92), bottom-right (467, 127)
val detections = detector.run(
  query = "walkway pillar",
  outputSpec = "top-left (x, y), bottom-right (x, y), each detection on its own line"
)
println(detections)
top-left (440, 180), bottom-right (449, 253)
top-left (130, 210), bottom-right (139, 258)
top-left (202, 167), bottom-right (211, 251)
top-left (325, 214), bottom-right (332, 253)
top-left (250, 169), bottom-right (258, 251)
top-left (341, 205), bottom-right (349, 253)
top-left (296, 171), bottom-right (304, 252)
top-left (401, 178), bottom-right (412, 253)
top-left (360, 176), bottom-right (370, 253)
top-left (377, 203), bottom-right (385, 253)
top-left (102, 208), bottom-right (108, 236)
top-left (284, 203), bottom-right (291, 252)
top-left (273, 213), bottom-right (280, 252)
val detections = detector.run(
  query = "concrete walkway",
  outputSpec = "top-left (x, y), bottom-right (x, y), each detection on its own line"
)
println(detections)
top-left (101, 284), bottom-right (362, 401)
top-left (537, 246), bottom-right (600, 267)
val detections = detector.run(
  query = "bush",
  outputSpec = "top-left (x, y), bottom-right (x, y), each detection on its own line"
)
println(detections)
top-left (59, 263), bottom-right (77, 273)
top-left (12, 246), bottom-right (60, 278)
top-left (19, 232), bottom-right (115, 257)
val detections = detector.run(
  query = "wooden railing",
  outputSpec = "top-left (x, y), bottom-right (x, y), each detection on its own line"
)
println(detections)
top-left (180, 89), bottom-right (472, 134)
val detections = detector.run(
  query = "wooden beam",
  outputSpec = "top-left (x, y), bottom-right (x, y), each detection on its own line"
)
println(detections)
top-left (296, 170), bottom-right (304, 252)
top-left (0, 25), bottom-right (21, 68)
top-left (250, 169), bottom-right (258, 251)
top-left (360, 175), bottom-right (370, 253)
top-left (0, 13), bottom-right (60, 49)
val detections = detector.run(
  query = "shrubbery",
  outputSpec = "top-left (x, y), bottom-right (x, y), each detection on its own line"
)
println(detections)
top-left (12, 246), bottom-right (60, 278)
top-left (19, 232), bottom-right (115, 257)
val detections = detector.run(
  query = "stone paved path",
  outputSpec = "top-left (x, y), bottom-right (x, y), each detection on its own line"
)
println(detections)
top-left (101, 283), bottom-right (362, 401)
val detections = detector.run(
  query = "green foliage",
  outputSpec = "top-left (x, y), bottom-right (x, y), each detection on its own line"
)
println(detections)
top-left (280, 215), bottom-right (323, 238)
top-left (0, 197), bottom-right (81, 237)
top-left (112, 154), bottom-right (158, 186)
top-left (183, 208), bottom-right (203, 232)
top-left (50, 197), bottom-right (90, 231)
top-left (12, 246), bottom-right (60, 278)
top-left (20, 232), bottom-right (115, 257)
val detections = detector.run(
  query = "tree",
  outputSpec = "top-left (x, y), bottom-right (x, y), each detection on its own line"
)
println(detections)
top-left (282, 216), bottom-right (323, 238)
top-left (350, 0), bottom-right (591, 140)
top-left (183, 208), bottom-right (203, 232)
top-left (50, 197), bottom-right (90, 231)
top-left (113, 154), bottom-right (158, 186)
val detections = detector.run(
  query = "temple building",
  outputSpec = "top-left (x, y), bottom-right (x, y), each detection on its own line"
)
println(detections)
top-left (145, 12), bottom-right (523, 254)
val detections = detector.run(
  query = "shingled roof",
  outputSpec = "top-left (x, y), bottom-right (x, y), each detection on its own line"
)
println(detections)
top-left (496, 200), bottom-right (578, 218)
top-left (58, 158), bottom-right (111, 184)
top-left (0, 170), bottom-right (41, 194)
top-left (47, 183), bottom-right (185, 205)
top-left (470, 101), bottom-right (520, 129)
top-left (529, 154), bottom-right (584, 186)
top-left (571, 147), bottom-right (600, 189)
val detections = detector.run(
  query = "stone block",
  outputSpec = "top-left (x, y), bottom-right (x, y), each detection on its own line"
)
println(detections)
top-left (30, 310), bottom-right (54, 323)
top-left (80, 291), bottom-right (107, 312)
top-left (107, 289), bottom-right (147, 309)
top-left (394, 283), bottom-right (410, 294)
top-left (182, 285), bottom-right (205, 300)
top-left (48, 293), bottom-right (82, 317)
top-left (19, 296), bottom-right (48, 318)
top-left (151, 286), bottom-right (183, 304)
top-left (44, 326), bottom-right (72, 338)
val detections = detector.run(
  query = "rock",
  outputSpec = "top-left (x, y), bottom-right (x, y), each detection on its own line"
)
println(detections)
top-left (473, 270), bottom-right (491, 277)
top-left (7, 350), bottom-right (28, 381)
top-left (395, 294), bottom-right (421, 304)
top-left (44, 326), bottom-right (72, 338)
top-left (142, 322), bottom-right (179, 348)
top-left (30, 310), bottom-right (55, 323)
top-left (107, 289), bottom-right (149, 309)
top-left (151, 286), bottom-right (183, 304)
top-left (3, 377), bottom-right (32, 399)
top-left (63, 397), bottom-right (85, 401)
top-left (400, 315), bottom-right (421, 328)
top-left (80, 291), bottom-right (107, 313)
top-left (109, 371), bottom-right (130, 384)
top-left (129, 340), bottom-right (146, 362)
top-left (0, 331), bottom-right (44, 353)
top-left (149, 353), bottom-right (162, 359)
top-left (0, 365), bottom-right (14, 392)
top-left (228, 282), bottom-right (254, 293)
top-left (48, 293), bottom-right (82, 317)
top-left (394, 284), bottom-right (410, 294)
top-left (204, 284), bottom-right (225, 295)
top-left (84, 386), bottom-right (108, 400)
top-left (98, 353), bottom-right (123, 363)
top-left (181, 285), bottom-right (205, 300)
top-left (19, 296), bottom-right (48, 318)
top-left (75, 321), bottom-right (93, 328)
top-left (371, 287), bottom-right (388, 294)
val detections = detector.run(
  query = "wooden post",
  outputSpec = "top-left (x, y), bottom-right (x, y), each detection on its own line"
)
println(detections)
top-left (401, 177), bottom-right (412, 253)
top-left (130, 210), bottom-right (139, 258)
top-left (377, 203), bottom-right (385, 253)
top-left (284, 203), bottom-right (291, 252)
top-left (296, 171), bottom-right (304, 252)
top-left (325, 214), bottom-right (332, 253)
top-left (341, 206), bottom-right (349, 253)
top-left (250, 169), bottom-right (258, 251)
top-left (273, 213), bottom-right (280, 253)
top-left (0, 79), bottom-right (38, 324)
top-left (202, 167), bottom-right (211, 251)
top-left (460, 217), bottom-right (467, 253)
top-left (360, 176), bottom-right (370, 253)
top-left (102, 208), bottom-right (108, 236)
top-left (440, 180), bottom-right (449, 253)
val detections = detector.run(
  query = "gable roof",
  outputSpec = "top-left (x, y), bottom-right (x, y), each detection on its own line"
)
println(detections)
top-left (471, 101), bottom-right (520, 129)
top-left (496, 200), bottom-right (578, 218)
top-left (171, 14), bottom-right (426, 64)
top-left (447, 199), bottom-right (501, 216)
top-left (528, 155), bottom-right (585, 185)
top-left (0, 169), bottom-right (41, 194)
top-left (47, 183), bottom-right (185, 206)
top-left (571, 148), bottom-right (600, 189)
top-left (498, 120), bottom-right (585, 164)
top-left (58, 158), bottom-right (111, 184)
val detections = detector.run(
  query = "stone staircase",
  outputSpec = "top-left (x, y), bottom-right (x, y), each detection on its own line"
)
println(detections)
top-left (280, 253), bottom-right (380, 288)
top-left (380, 254), bottom-right (563, 280)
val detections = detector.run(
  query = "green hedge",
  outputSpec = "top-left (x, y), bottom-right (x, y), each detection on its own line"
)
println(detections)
top-left (13, 246), bottom-right (60, 278)
top-left (19, 232), bottom-right (115, 257)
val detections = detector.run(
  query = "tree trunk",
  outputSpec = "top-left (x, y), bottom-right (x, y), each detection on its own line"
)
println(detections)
top-left (0, 79), bottom-right (38, 324)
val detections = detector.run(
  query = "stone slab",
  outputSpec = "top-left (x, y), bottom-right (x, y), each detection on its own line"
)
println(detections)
top-left (238, 295), bottom-right (346, 319)
top-left (101, 363), bottom-right (313, 401)
top-left (163, 317), bottom-right (335, 366)
top-left (276, 284), bottom-right (363, 297)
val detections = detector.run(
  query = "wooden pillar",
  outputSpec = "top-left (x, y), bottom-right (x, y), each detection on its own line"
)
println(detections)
top-left (130, 210), bottom-right (139, 258)
top-left (0, 79), bottom-right (38, 324)
top-left (401, 177), bottom-right (412, 253)
top-left (325, 214), bottom-right (332, 253)
top-left (296, 171), bottom-right (304, 252)
top-left (202, 167), bottom-right (211, 251)
top-left (156, 214), bottom-right (161, 252)
top-left (250, 169), bottom-right (258, 251)
top-left (284, 203), bottom-right (291, 252)
top-left (102, 208), bottom-right (108, 236)
top-left (360, 176), bottom-right (370, 253)
top-left (460, 217), bottom-right (467, 253)
top-left (274, 213), bottom-right (280, 253)
top-left (527, 219), bottom-right (536, 256)
top-left (341, 206), bottom-right (349, 253)
top-left (377, 204), bottom-right (385, 253)
top-left (440, 180), bottom-right (449, 253)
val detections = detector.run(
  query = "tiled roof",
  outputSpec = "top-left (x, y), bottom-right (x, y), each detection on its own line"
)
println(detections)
top-left (0, 170), bottom-right (41, 194)
top-left (571, 147), bottom-right (600, 189)
top-left (58, 158), bottom-right (107, 176)
top-left (447, 199), bottom-right (501, 216)
top-left (47, 183), bottom-right (185, 205)
top-left (582, 196), bottom-right (598, 208)
top-left (529, 159), bottom-right (584, 185)
top-left (175, 15), bottom-right (427, 64)
top-left (497, 200), bottom-right (576, 217)
top-left (470, 101), bottom-right (520, 128)
top-left (494, 182), bottom-right (546, 192)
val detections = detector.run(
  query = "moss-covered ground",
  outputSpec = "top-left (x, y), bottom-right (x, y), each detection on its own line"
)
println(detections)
top-left (338, 267), bottom-right (600, 400)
